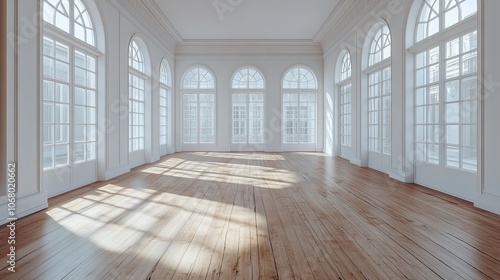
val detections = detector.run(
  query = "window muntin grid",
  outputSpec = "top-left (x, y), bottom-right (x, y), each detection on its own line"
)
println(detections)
top-left (43, 0), bottom-right (96, 46)
top-left (182, 67), bottom-right (216, 144)
top-left (232, 68), bottom-right (265, 144)
top-left (416, 0), bottom-right (477, 42)
top-left (282, 67), bottom-right (317, 144)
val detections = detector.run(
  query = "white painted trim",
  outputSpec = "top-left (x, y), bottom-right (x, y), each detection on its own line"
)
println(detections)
top-left (407, 16), bottom-right (477, 54)
top-left (150, 155), bottom-right (160, 163)
top-left (415, 179), bottom-right (475, 203)
top-left (321, 0), bottom-right (392, 58)
top-left (476, 0), bottom-right (484, 197)
top-left (176, 41), bottom-right (323, 55)
top-left (106, 0), bottom-right (177, 54)
top-left (0, 192), bottom-right (48, 225)
top-left (389, 170), bottom-right (414, 183)
top-left (264, 147), bottom-right (284, 153)
top-left (350, 158), bottom-right (363, 167)
top-left (475, 194), bottom-right (500, 215)
top-left (104, 165), bottom-right (130, 181)
top-left (363, 58), bottom-right (391, 75)
top-left (43, 24), bottom-right (102, 56)
top-left (313, 0), bottom-right (348, 42)
top-left (141, 0), bottom-right (183, 43)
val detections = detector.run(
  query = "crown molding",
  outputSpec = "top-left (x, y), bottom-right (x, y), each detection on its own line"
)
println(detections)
top-left (313, 0), bottom-right (347, 42)
top-left (321, 0), bottom-right (390, 57)
top-left (142, 0), bottom-right (184, 43)
top-left (107, 0), bottom-right (180, 53)
top-left (176, 40), bottom-right (324, 56)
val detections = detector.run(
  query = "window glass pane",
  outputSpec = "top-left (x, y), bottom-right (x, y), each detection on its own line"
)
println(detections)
top-left (414, 6), bottom-right (477, 171)
top-left (43, 1), bottom-right (99, 169)
top-left (283, 67), bottom-right (317, 90)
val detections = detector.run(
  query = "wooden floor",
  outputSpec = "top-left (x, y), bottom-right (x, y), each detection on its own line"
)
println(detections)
top-left (1, 152), bottom-right (500, 280)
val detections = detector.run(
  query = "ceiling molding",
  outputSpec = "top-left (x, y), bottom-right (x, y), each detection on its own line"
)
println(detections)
top-left (176, 40), bottom-right (324, 56)
top-left (142, 0), bottom-right (183, 43)
top-left (321, 0), bottom-right (390, 57)
top-left (313, 0), bottom-right (347, 42)
top-left (107, 0), bottom-right (180, 52)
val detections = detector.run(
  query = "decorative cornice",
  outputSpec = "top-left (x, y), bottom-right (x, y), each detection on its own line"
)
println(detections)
top-left (176, 40), bottom-right (324, 56)
top-left (313, 0), bottom-right (347, 42)
top-left (321, 0), bottom-right (390, 57)
top-left (142, 0), bottom-right (183, 43)
top-left (107, 0), bottom-right (180, 53)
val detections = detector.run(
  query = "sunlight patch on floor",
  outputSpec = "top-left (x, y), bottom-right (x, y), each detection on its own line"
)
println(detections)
top-left (140, 157), bottom-right (300, 189)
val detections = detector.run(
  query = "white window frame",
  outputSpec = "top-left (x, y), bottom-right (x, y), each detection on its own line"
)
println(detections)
top-left (181, 67), bottom-right (216, 145)
top-left (337, 52), bottom-right (353, 147)
top-left (282, 67), bottom-right (318, 145)
top-left (159, 59), bottom-right (172, 155)
top-left (410, 0), bottom-right (478, 172)
top-left (128, 39), bottom-right (148, 152)
top-left (366, 24), bottom-right (392, 155)
top-left (42, 0), bottom-right (99, 170)
top-left (231, 67), bottom-right (265, 145)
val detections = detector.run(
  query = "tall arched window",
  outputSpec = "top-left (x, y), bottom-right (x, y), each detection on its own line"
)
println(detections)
top-left (42, 0), bottom-right (98, 170)
top-left (182, 67), bottom-right (216, 144)
top-left (367, 24), bottom-right (392, 155)
top-left (412, 0), bottom-right (477, 171)
top-left (410, 0), bottom-right (478, 199)
top-left (416, 0), bottom-right (477, 42)
top-left (337, 51), bottom-right (352, 148)
top-left (231, 67), bottom-right (265, 145)
top-left (159, 59), bottom-right (172, 155)
top-left (128, 38), bottom-right (149, 153)
top-left (282, 67), bottom-right (317, 144)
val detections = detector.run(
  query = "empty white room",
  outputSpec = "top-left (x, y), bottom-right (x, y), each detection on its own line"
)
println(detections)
top-left (1, 0), bottom-right (500, 279)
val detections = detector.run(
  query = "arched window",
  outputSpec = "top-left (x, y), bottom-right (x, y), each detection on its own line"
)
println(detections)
top-left (411, 0), bottom-right (477, 172)
top-left (42, 0), bottom-right (98, 171)
top-left (182, 67), bottom-right (216, 144)
top-left (159, 59), bottom-right (172, 155)
top-left (416, 0), bottom-right (477, 42)
top-left (128, 38), bottom-right (149, 152)
top-left (42, 0), bottom-right (95, 45)
top-left (282, 67), bottom-right (317, 144)
top-left (231, 67), bottom-right (265, 144)
top-left (338, 51), bottom-right (352, 147)
top-left (367, 24), bottom-right (392, 155)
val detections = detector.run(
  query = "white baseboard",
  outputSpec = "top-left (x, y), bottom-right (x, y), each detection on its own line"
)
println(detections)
top-left (350, 158), bottom-right (362, 166)
top-left (104, 165), bottom-right (130, 181)
top-left (475, 193), bottom-right (500, 215)
top-left (264, 147), bottom-right (283, 152)
top-left (0, 192), bottom-right (48, 225)
top-left (389, 170), bottom-right (414, 183)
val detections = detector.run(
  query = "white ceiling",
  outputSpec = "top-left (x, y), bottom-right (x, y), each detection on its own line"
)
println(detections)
top-left (152, 0), bottom-right (342, 41)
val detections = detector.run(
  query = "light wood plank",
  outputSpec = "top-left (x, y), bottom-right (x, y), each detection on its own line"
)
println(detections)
top-left (1, 152), bottom-right (500, 280)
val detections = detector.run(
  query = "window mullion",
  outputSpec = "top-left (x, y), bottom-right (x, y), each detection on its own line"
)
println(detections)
top-left (440, 0), bottom-right (445, 33)
top-left (439, 41), bottom-right (446, 167)
top-left (246, 93), bottom-right (250, 144)
top-left (69, 45), bottom-right (75, 167)
top-left (379, 92), bottom-right (383, 153)
top-left (295, 92), bottom-right (299, 145)
top-left (69, 0), bottom-right (74, 41)
top-left (197, 93), bottom-right (200, 144)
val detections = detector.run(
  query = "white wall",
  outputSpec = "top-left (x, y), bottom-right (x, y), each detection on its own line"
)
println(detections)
top-left (0, 0), bottom-right (177, 223)
top-left (477, 0), bottom-right (500, 214)
top-left (175, 50), bottom-right (324, 152)
top-left (323, 0), bottom-right (500, 215)
top-left (0, 0), bottom-right (6, 197)
top-left (322, 0), bottom-right (407, 170)
top-left (2, 0), bottom-right (500, 224)
top-left (100, 0), bottom-right (176, 179)
top-left (0, 0), bottom-right (48, 223)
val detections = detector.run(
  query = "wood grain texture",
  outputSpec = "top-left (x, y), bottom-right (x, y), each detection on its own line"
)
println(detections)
top-left (1, 152), bottom-right (500, 279)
